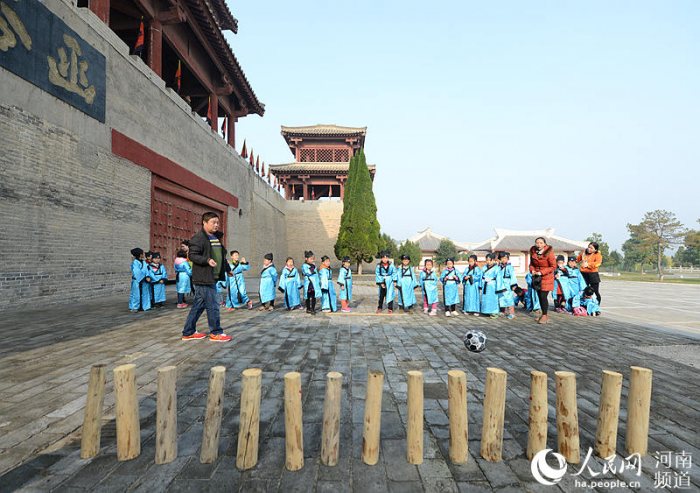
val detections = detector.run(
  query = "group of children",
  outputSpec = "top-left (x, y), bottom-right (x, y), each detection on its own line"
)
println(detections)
top-left (129, 245), bottom-right (601, 318)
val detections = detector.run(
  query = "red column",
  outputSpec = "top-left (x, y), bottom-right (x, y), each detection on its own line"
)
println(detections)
top-left (303, 181), bottom-right (309, 201)
top-left (147, 19), bottom-right (162, 77)
top-left (210, 95), bottom-right (218, 132)
top-left (89, 0), bottom-right (110, 24)
top-left (228, 117), bottom-right (236, 147)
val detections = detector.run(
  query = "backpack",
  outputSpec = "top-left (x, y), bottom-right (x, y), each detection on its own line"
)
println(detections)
top-left (573, 306), bottom-right (587, 317)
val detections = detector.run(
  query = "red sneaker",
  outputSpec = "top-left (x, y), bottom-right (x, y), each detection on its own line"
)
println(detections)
top-left (182, 332), bottom-right (206, 341)
top-left (209, 333), bottom-right (232, 342)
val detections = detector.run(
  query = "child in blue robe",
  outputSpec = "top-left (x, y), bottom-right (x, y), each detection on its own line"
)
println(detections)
top-left (376, 251), bottom-right (396, 313)
top-left (497, 252), bottom-right (518, 319)
top-left (553, 255), bottom-right (573, 312)
top-left (581, 286), bottom-right (601, 316)
top-left (524, 273), bottom-right (542, 312)
top-left (129, 248), bottom-right (146, 312)
top-left (420, 259), bottom-right (439, 316)
top-left (225, 251), bottom-right (253, 311)
top-left (440, 258), bottom-right (461, 316)
top-left (563, 256), bottom-right (587, 311)
top-left (302, 250), bottom-right (321, 315)
top-left (148, 252), bottom-right (167, 307)
top-left (144, 251), bottom-right (155, 309)
top-left (461, 255), bottom-right (482, 315)
top-left (279, 257), bottom-right (302, 310)
top-left (337, 256), bottom-right (353, 312)
top-left (319, 256), bottom-right (338, 312)
top-left (395, 254), bottom-right (417, 313)
top-left (174, 250), bottom-right (192, 308)
top-left (258, 253), bottom-right (278, 311)
top-left (480, 253), bottom-right (502, 317)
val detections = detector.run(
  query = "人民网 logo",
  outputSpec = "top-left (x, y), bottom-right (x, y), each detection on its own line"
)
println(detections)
top-left (531, 448), bottom-right (568, 485)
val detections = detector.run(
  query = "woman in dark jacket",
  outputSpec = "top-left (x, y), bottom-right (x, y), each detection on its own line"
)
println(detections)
top-left (529, 237), bottom-right (556, 324)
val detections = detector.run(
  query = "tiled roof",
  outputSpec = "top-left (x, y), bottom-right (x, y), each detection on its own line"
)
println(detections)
top-left (408, 228), bottom-right (473, 252)
top-left (281, 125), bottom-right (367, 137)
top-left (470, 228), bottom-right (588, 253)
top-left (185, 0), bottom-right (264, 115)
top-left (270, 162), bottom-right (376, 174)
top-left (209, 0), bottom-right (238, 32)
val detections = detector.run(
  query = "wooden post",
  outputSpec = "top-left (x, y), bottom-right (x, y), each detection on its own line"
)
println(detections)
top-left (526, 370), bottom-right (548, 460)
top-left (448, 370), bottom-right (468, 464)
top-left (284, 372), bottom-right (304, 471)
top-left (361, 370), bottom-right (384, 465)
top-left (480, 368), bottom-right (507, 462)
top-left (80, 364), bottom-right (106, 459)
top-left (155, 366), bottom-right (177, 464)
top-left (200, 366), bottom-right (226, 463)
top-left (595, 370), bottom-right (622, 458)
top-left (555, 371), bottom-right (580, 464)
top-left (236, 368), bottom-right (262, 470)
top-left (114, 364), bottom-right (140, 461)
top-left (321, 371), bottom-right (343, 466)
top-left (625, 366), bottom-right (652, 456)
top-left (406, 371), bottom-right (424, 464)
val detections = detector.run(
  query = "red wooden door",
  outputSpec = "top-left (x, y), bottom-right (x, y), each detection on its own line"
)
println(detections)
top-left (150, 176), bottom-right (226, 278)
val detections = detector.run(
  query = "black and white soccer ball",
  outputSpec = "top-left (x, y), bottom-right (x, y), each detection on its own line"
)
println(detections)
top-left (463, 330), bottom-right (487, 353)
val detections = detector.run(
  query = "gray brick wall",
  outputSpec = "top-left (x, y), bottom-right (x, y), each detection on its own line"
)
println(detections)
top-left (0, 104), bottom-right (150, 309)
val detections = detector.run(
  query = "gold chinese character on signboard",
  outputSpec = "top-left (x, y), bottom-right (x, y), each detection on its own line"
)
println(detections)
top-left (0, 0), bottom-right (32, 52)
top-left (47, 33), bottom-right (96, 104)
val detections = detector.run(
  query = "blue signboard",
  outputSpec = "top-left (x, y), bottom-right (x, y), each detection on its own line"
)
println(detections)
top-left (0, 0), bottom-right (106, 122)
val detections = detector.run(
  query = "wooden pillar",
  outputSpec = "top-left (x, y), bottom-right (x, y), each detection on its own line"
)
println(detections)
top-left (114, 364), bottom-right (140, 461)
top-left (80, 364), bottom-right (106, 459)
top-left (228, 117), bottom-right (236, 148)
top-left (320, 371), bottom-right (343, 466)
top-left (209, 95), bottom-right (218, 132)
top-left (595, 370), bottom-right (622, 458)
top-left (407, 371), bottom-right (424, 464)
top-left (284, 372), bottom-right (304, 471)
top-left (155, 366), bottom-right (178, 464)
top-left (625, 366), bottom-right (652, 456)
top-left (200, 366), bottom-right (226, 463)
top-left (555, 371), bottom-right (580, 464)
top-left (147, 19), bottom-right (162, 77)
top-left (361, 370), bottom-right (384, 465)
top-left (237, 368), bottom-right (262, 470)
top-left (302, 181), bottom-right (309, 201)
top-left (481, 368), bottom-right (507, 462)
top-left (527, 371), bottom-right (548, 460)
top-left (89, 0), bottom-right (110, 24)
top-left (447, 370), bottom-right (468, 464)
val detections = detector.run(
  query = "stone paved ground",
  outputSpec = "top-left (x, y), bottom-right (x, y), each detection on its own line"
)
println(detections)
top-left (0, 283), bottom-right (699, 492)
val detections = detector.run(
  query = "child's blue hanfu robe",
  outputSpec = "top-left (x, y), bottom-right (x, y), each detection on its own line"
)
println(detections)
top-left (225, 261), bottom-right (251, 308)
top-left (498, 263), bottom-right (518, 308)
top-left (461, 265), bottom-right (482, 313)
top-left (337, 266), bottom-right (353, 301)
top-left (279, 267), bottom-right (301, 309)
top-left (524, 273), bottom-right (541, 311)
top-left (395, 265), bottom-right (417, 308)
top-left (375, 262), bottom-right (396, 303)
top-left (582, 296), bottom-right (600, 315)
top-left (319, 267), bottom-right (338, 312)
top-left (563, 267), bottom-right (586, 310)
top-left (480, 264), bottom-right (502, 315)
top-left (553, 267), bottom-right (574, 307)
top-left (302, 262), bottom-right (321, 299)
top-left (174, 261), bottom-right (192, 295)
top-left (420, 269), bottom-right (439, 305)
top-left (150, 264), bottom-right (167, 303)
top-left (259, 264), bottom-right (278, 304)
top-left (440, 267), bottom-right (462, 307)
top-left (129, 259), bottom-right (147, 310)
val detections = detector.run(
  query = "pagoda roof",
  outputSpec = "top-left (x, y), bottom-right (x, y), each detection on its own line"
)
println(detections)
top-left (470, 228), bottom-right (589, 253)
top-left (281, 124), bottom-right (367, 137)
top-left (185, 0), bottom-right (263, 115)
top-left (269, 162), bottom-right (376, 174)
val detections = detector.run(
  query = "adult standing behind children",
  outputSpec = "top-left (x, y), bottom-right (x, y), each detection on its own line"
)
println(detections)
top-left (181, 212), bottom-right (233, 342)
top-left (577, 242), bottom-right (603, 304)
top-left (529, 237), bottom-right (556, 325)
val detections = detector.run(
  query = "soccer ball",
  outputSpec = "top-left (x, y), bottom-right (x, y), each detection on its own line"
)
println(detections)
top-left (463, 330), bottom-right (487, 353)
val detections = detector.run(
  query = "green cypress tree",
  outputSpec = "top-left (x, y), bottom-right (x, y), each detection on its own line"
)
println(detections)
top-left (335, 148), bottom-right (380, 273)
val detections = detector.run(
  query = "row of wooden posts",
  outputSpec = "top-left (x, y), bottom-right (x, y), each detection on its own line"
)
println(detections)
top-left (79, 364), bottom-right (652, 469)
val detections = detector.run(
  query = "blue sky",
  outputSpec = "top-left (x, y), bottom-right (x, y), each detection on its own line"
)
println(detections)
top-left (225, 1), bottom-right (699, 251)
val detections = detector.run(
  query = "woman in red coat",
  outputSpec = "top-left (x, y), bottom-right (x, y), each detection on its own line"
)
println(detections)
top-left (529, 237), bottom-right (556, 324)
